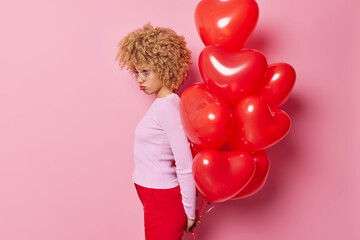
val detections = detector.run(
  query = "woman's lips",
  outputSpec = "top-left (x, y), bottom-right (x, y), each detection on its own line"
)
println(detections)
top-left (140, 86), bottom-right (145, 90)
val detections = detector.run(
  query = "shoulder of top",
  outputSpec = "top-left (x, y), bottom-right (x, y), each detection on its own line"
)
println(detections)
top-left (158, 99), bottom-right (179, 108)
top-left (156, 97), bottom-right (180, 115)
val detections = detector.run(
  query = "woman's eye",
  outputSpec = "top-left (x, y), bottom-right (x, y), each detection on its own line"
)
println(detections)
top-left (143, 70), bottom-right (150, 75)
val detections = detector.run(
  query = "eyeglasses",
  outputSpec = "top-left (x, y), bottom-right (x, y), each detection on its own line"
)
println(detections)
top-left (131, 70), bottom-right (151, 81)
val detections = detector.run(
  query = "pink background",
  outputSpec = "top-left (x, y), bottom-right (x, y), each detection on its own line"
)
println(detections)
top-left (1, 0), bottom-right (359, 239)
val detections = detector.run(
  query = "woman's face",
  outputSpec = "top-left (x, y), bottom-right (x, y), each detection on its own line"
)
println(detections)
top-left (133, 65), bottom-right (169, 97)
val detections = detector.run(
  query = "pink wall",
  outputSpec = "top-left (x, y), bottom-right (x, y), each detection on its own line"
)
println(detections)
top-left (0, 0), bottom-right (359, 239)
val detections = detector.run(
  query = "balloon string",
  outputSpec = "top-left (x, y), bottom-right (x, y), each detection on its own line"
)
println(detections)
top-left (198, 198), bottom-right (207, 219)
top-left (191, 198), bottom-right (216, 240)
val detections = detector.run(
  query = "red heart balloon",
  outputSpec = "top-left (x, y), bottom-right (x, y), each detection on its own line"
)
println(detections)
top-left (180, 83), bottom-right (233, 150)
top-left (227, 95), bottom-right (291, 152)
top-left (195, 0), bottom-right (259, 51)
top-left (258, 63), bottom-right (296, 107)
top-left (192, 149), bottom-right (256, 202)
top-left (231, 151), bottom-right (270, 199)
top-left (199, 46), bottom-right (268, 108)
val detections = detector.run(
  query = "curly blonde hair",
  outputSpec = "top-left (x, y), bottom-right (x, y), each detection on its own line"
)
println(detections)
top-left (115, 23), bottom-right (192, 91)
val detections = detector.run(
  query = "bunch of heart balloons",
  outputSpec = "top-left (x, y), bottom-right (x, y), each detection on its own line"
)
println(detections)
top-left (180, 0), bottom-right (296, 203)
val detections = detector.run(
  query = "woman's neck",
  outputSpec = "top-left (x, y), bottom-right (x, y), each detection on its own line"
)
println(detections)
top-left (156, 86), bottom-right (174, 98)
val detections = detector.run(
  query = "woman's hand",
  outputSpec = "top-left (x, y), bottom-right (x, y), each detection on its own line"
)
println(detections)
top-left (185, 217), bottom-right (200, 232)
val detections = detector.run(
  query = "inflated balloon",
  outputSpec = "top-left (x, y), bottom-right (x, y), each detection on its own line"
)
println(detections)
top-left (195, 0), bottom-right (259, 51)
top-left (180, 83), bottom-right (233, 150)
top-left (199, 46), bottom-right (268, 108)
top-left (258, 63), bottom-right (296, 107)
top-left (227, 95), bottom-right (291, 152)
top-left (231, 151), bottom-right (270, 199)
top-left (192, 149), bottom-right (256, 202)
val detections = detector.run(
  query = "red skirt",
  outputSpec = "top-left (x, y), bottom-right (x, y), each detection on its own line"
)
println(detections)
top-left (134, 183), bottom-right (187, 240)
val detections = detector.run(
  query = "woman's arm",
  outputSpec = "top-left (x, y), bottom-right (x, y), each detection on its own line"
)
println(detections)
top-left (156, 99), bottom-right (197, 220)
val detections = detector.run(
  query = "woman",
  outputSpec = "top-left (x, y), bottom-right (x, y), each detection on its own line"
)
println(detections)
top-left (115, 23), bottom-right (199, 240)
